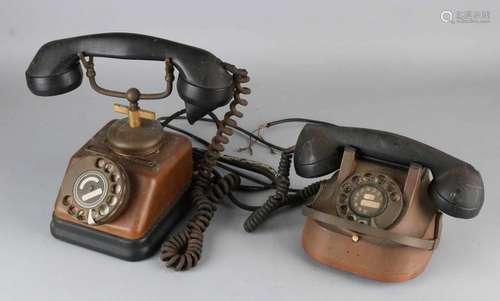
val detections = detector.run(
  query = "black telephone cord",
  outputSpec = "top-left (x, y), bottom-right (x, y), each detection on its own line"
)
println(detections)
top-left (161, 112), bottom-right (326, 212)
top-left (158, 74), bottom-right (328, 270)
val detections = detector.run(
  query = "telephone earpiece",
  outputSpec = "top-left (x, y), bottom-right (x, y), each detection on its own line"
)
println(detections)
top-left (294, 123), bottom-right (484, 218)
top-left (25, 32), bottom-right (234, 123)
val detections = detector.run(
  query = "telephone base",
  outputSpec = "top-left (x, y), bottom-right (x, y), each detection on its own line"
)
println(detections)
top-left (301, 148), bottom-right (441, 282)
top-left (50, 187), bottom-right (189, 261)
top-left (51, 120), bottom-right (193, 261)
top-left (302, 218), bottom-right (436, 282)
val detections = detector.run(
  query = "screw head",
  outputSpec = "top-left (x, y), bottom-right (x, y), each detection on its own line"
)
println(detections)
top-left (352, 235), bottom-right (360, 243)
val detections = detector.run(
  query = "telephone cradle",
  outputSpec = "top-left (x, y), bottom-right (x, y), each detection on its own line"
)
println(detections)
top-left (302, 148), bottom-right (441, 282)
top-left (26, 33), bottom-right (485, 281)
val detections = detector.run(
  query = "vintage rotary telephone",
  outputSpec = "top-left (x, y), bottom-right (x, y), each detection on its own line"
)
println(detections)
top-left (241, 122), bottom-right (484, 281)
top-left (291, 123), bottom-right (485, 281)
top-left (26, 33), bottom-right (484, 279)
top-left (26, 33), bottom-right (253, 266)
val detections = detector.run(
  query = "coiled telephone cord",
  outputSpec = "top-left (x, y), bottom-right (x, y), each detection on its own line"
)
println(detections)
top-left (158, 66), bottom-right (331, 270)
top-left (160, 63), bottom-right (250, 271)
top-left (286, 181), bottom-right (322, 206)
top-left (243, 150), bottom-right (293, 232)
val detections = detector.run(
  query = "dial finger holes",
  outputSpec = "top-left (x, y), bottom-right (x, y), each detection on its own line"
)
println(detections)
top-left (67, 156), bottom-right (129, 225)
top-left (110, 173), bottom-right (120, 182)
top-left (98, 205), bottom-right (110, 216)
top-left (342, 184), bottom-right (353, 193)
top-left (104, 163), bottom-right (114, 173)
top-left (390, 192), bottom-right (401, 202)
top-left (76, 210), bottom-right (85, 221)
top-left (96, 159), bottom-right (106, 168)
top-left (112, 184), bottom-right (122, 194)
top-left (107, 196), bottom-right (118, 207)
top-left (62, 195), bottom-right (72, 206)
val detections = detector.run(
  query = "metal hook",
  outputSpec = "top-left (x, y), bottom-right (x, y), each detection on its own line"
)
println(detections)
top-left (78, 53), bottom-right (175, 100)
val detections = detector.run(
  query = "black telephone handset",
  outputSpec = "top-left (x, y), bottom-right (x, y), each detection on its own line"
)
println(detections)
top-left (25, 32), bottom-right (234, 123)
top-left (294, 123), bottom-right (484, 218)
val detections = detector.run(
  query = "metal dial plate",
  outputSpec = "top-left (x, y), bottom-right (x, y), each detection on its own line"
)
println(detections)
top-left (350, 184), bottom-right (386, 217)
top-left (60, 156), bottom-right (129, 225)
top-left (335, 172), bottom-right (404, 229)
top-left (73, 170), bottom-right (109, 209)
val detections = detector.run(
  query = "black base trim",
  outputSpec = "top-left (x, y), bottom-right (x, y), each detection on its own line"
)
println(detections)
top-left (50, 190), bottom-right (189, 261)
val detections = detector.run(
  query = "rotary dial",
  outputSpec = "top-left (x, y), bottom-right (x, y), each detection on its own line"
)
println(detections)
top-left (335, 172), bottom-right (404, 229)
top-left (60, 156), bottom-right (129, 225)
